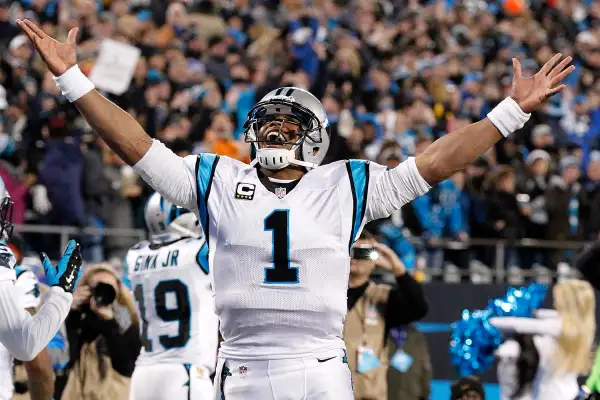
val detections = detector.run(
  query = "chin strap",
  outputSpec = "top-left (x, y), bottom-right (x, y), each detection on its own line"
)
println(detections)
top-left (252, 147), bottom-right (318, 170)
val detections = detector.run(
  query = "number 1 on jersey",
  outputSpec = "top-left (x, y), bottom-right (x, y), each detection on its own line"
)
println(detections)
top-left (264, 210), bottom-right (299, 284)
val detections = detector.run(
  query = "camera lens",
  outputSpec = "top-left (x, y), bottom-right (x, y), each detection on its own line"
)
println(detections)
top-left (91, 283), bottom-right (117, 307)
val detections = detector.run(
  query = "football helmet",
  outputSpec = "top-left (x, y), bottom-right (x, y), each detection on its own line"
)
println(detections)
top-left (0, 177), bottom-right (14, 243)
top-left (144, 193), bottom-right (202, 239)
top-left (244, 87), bottom-right (330, 170)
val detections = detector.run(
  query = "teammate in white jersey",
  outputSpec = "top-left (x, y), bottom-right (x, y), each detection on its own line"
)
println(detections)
top-left (18, 18), bottom-right (575, 399)
top-left (0, 173), bottom-right (83, 367)
top-left (3, 267), bottom-right (53, 400)
top-left (128, 193), bottom-right (218, 400)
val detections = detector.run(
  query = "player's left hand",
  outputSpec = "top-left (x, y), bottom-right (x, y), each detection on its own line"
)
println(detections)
top-left (41, 240), bottom-right (83, 293)
top-left (373, 242), bottom-right (406, 277)
top-left (510, 53), bottom-right (575, 113)
top-left (90, 296), bottom-right (114, 320)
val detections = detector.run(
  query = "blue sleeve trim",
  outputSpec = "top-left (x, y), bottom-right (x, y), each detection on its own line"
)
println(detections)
top-left (122, 256), bottom-right (131, 289)
top-left (196, 242), bottom-right (209, 275)
top-left (195, 154), bottom-right (220, 246)
top-left (346, 160), bottom-right (370, 249)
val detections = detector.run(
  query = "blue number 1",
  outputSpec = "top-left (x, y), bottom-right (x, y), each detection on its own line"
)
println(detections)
top-left (264, 210), bottom-right (299, 284)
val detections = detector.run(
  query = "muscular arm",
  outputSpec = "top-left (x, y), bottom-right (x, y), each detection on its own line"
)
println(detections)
top-left (0, 283), bottom-right (72, 361)
top-left (24, 348), bottom-right (54, 400)
top-left (22, 306), bottom-right (54, 400)
top-left (415, 119), bottom-right (503, 185)
top-left (72, 92), bottom-right (198, 209)
top-left (73, 91), bottom-right (152, 165)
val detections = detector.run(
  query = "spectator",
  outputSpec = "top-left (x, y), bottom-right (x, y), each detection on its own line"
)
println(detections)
top-left (483, 165), bottom-right (526, 283)
top-left (387, 324), bottom-right (432, 400)
top-left (343, 232), bottom-right (427, 400)
top-left (450, 376), bottom-right (485, 400)
top-left (519, 149), bottom-right (551, 272)
top-left (61, 264), bottom-right (141, 400)
top-left (547, 156), bottom-right (588, 269)
top-left (5, 0), bottom-right (600, 280)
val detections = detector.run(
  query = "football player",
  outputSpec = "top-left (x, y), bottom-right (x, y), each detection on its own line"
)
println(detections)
top-left (0, 176), bottom-right (82, 366)
top-left (18, 18), bottom-right (575, 399)
top-left (127, 193), bottom-right (217, 400)
top-left (10, 266), bottom-right (56, 400)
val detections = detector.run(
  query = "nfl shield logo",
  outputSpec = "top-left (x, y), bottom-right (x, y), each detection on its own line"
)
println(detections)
top-left (275, 187), bottom-right (286, 199)
top-left (239, 365), bottom-right (248, 377)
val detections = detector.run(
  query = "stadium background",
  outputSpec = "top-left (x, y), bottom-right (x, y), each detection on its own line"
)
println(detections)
top-left (1, 0), bottom-right (600, 398)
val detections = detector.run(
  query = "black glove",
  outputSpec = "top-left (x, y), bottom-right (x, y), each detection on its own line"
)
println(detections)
top-left (41, 240), bottom-right (83, 293)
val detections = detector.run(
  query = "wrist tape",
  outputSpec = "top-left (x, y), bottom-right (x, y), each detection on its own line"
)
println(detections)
top-left (487, 97), bottom-right (531, 138)
top-left (53, 65), bottom-right (95, 103)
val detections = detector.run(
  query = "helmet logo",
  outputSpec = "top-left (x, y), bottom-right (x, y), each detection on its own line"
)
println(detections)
top-left (270, 95), bottom-right (295, 102)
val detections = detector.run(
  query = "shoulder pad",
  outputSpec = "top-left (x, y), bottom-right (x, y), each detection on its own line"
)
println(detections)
top-left (130, 241), bottom-right (150, 251)
top-left (0, 243), bottom-right (15, 270)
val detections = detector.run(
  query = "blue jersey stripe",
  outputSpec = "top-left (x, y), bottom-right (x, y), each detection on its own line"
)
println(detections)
top-left (348, 160), bottom-right (369, 247)
top-left (196, 242), bottom-right (209, 275)
top-left (195, 154), bottom-right (220, 237)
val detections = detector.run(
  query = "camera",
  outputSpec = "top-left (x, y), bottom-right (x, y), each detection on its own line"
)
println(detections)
top-left (350, 246), bottom-right (380, 261)
top-left (91, 283), bottom-right (117, 307)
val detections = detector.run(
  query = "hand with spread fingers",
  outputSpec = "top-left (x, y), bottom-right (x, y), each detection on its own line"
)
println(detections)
top-left (15, 19), bottom-right (78, 77)
top-left (41, 240), bottom-right (83, 294)
top-left (510, 54), bottom-right (575, 113)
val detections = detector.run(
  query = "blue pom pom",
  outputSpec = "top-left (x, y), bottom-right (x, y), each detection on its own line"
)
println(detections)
top-left (449, 283), bottom-right (548, 376)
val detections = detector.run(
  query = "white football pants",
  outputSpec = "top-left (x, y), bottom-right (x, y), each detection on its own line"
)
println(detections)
top-left (129, 363), bottom-right (213, 399)
top-left (213, 349), bottom-right (354, 400)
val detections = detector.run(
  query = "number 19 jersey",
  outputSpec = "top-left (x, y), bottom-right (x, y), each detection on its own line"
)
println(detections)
top-left (194, 155), bottom-right (388, 360)
top-left (126, 236), bottom-right (218, 371)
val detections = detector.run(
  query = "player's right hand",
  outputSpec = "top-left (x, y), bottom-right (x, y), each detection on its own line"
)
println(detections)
top-left (16, 19), bottom-right (78, 77)
top-left (41, 240), bottom-right (83, 294)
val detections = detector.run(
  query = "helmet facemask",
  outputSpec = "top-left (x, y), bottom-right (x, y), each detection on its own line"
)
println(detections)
top-left (245, 99), bottom-right (324, 170)
top-left (0, 197), bottom-right (14, 243)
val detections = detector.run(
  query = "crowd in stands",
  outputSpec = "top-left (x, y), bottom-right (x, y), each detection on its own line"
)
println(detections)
top-left (1, 0), bottom-right (600, 281)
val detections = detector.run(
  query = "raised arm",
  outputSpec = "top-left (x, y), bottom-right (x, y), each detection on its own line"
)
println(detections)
top-left (364, 55), bottom-right (573, 222)
top-left (16, 20), bottom-right (198, 209)
top-left (489, 316), bottom-right (562, 338)
top-left (16, 20), bottom-right (150, 165)
top-left (415, 55), bottom-right (573, 184)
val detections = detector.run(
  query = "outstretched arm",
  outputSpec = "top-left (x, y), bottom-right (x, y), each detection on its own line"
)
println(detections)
top-left (416, 55), bottom-right (573, 184)
top-left (489, 316), bottom-right (562, 337)
top-left (16, 20), bottom-right (150, 166)
top-left (16, 20), bottom-right (199, 208)
top-left (71, 90), bottom-right (152, 165)
top-left (366, 55), bottom-right (574, 221)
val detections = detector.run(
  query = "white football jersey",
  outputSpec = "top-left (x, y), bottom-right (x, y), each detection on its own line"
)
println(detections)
top-left (126, 235), bottom-right (218, 371)
top-left (194, 156), bottom-right (388, 359)
top-left (134, 141), bottom-right (429, 360)
top-left (0, 265), bottom-right (41, 400)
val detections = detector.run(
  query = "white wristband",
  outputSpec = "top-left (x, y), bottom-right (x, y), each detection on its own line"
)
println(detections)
top-left (53, 65), bottom-right (95, 103)
top-left (487, 97), bottom-right (531, 138)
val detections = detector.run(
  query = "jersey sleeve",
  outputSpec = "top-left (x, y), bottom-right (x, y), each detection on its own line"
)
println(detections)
top-left (488, 316), bottom-right (562, 337)
top-left (14, 269), bottom-right (42, 310)
top-left (344, 158), bottom-right (431, 243)
top-left (132, 140), bottom-right (202, 211)
top-left (364, 157), bottom-right (430, 222)
top-left (0, 283), bottom-right (72, 361)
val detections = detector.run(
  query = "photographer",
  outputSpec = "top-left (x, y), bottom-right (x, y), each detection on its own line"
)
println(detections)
top-left (343, 231), bottom-right (428, 400)
top-left (61, 265), bottom-right (141, 400)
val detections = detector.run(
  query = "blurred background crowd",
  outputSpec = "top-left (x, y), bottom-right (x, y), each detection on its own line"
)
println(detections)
top-left (1, 0), bottom-right (600, 284)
